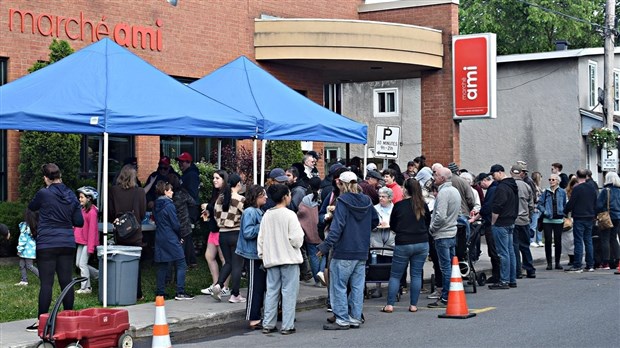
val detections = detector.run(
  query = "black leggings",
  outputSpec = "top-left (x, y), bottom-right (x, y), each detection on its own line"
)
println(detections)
top-left (543, 223), bottom-right (563, 264)
top-left (37, 247), bottom-right (75, 317)
top-left (216, 230), bottom-right (244, 296)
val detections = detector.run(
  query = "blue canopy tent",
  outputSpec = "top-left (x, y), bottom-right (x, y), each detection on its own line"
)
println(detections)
top-left (189, 56), bottom-right (368, 183)
top-left (0, 38), bottom-right (258, 306)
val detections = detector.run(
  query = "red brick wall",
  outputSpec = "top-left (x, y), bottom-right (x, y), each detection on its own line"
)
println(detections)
top-left (360, 4), bottom-right (460, 166)
top-left (0, 0), bottom-right (361, 199)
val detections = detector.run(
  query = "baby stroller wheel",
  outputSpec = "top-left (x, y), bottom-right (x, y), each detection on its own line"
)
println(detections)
top-left (36, 342), bottom-right (55, 348)
top-left (477, 272), bottom-right (487, 286)
top-left (118, 332), bottom-right (134, 348)
top-left (470, 270), bottom-right (477, 294)
top-left (66, 343), bottom-right (83, 348)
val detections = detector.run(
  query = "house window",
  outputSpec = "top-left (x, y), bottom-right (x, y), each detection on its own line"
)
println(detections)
top-left (374, 88), bottom-right (399, 117)
top-left (589, 61), bottom-right (597, 108)
top-left (614, 69), bottom-right (619, 112)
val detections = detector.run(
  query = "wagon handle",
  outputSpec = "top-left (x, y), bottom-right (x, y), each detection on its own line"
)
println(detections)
top-left (41, 277), bottom-right (88, 342)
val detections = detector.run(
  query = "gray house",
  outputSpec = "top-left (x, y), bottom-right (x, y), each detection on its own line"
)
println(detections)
top-left (460, 47), bottom-right (620, 183)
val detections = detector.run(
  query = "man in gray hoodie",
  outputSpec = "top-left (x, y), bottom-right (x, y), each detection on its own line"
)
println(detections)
top-left (428, 167), bottom-right (461, 308)
top-left (510, 165), bottom-right (536, 279)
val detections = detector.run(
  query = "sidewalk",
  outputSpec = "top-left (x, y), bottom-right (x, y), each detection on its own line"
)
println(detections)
top-left (1, 241), bottom-right (548, 348)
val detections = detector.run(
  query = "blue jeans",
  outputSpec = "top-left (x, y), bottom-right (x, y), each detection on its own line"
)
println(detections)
top-left (329, 259), bottom-right (365, 327)
top-left (263, 264), bottom-right (300, 331)
top-left (306, 243), bottom-right (326, 282)
top-left (492, 225), bottom-right (516, 284)
top-left (530, 211), bottom-right (542, 243)
top-left (156, 258), bottom-right (187, 295)
top-left (387, 242), bottom-right (429, 306)
top-left (572, 219), bottom-right (594, 269)
top-left (457, 215), bottom-right (471, 240)
top-left (434, 237), bottom-right (456, 302)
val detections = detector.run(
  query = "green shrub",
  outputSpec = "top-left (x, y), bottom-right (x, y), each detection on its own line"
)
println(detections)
top-left (267, 140), bottom-right (303, 170)
top-left (0, 201), bottom-right (28, 257)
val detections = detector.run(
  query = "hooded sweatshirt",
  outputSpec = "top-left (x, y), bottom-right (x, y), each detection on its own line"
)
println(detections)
top-left (29, 183), bottom-right (83, 250)
top-left (492, 177), bottom-right (519, 227)
top-left (318, 192), bottom-right (379, 260)
top-left (153, 196), bottom-right (184, 263)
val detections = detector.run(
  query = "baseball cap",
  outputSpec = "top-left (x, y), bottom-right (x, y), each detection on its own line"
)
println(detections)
top-left (366, 163), bottom-right (377, 172)
top-left (269, 168), bottom-right (289, 183)
top-left (176, 152), bottom-right (193, 162)
top-left (510, 164), bottom-right (522, 174)
top-left (329, 163), bottom-right (345, 175)
top-left (159, 156), bottom-right (171, 166)
top-left (367, 170), bottom-right (383, 180)
top-left (516, 160), bottom-right (528, 172)
top-left (489, 164), bottom-right (505, 174)
top-left (476, 172), bottom-right (492, 182)
top-left (339, 171), bottom-right (358, 183)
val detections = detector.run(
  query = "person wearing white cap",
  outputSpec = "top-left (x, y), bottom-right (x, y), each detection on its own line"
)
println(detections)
top-left (317, 171), bottom-right (379, 330)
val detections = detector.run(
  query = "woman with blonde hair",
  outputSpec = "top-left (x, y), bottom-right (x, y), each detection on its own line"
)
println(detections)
top-left (537, 173), bottom-right (567, 270)
top-left (109, 164), bottom-right (146, 300)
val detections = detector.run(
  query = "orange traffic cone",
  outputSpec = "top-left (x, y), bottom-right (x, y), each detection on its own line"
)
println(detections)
top-left (152, 296), bottom-right (172, 348)
top-left (438, 256), bottom-right (476, 319)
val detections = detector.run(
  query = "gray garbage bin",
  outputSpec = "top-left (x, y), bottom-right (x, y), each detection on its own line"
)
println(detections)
top-left (97, 245), bottom-right (142, 305)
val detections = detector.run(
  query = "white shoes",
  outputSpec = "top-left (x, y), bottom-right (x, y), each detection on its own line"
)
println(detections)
top-left (316, 271), bottom-right (326, 286)
top-left (76, 288), bottom-right (92, 294)
top-left (530, 242), bottom-right (538, 248)
top-left (228, 294), bottom-right (246, 303)
top-left (538, 242), bottom-right (545, 247)
top-left (427, 289), bottom-right (441, 299)
top-left (15, 281), bottom-right (28, 286)
top-left (202, 285), bottom-right (230, 296)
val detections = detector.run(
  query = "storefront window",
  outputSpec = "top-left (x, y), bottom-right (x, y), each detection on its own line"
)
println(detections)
top-left (80, 135), bottom-right (133, 181)
top-left (160, 136), bottom-right (235, 165)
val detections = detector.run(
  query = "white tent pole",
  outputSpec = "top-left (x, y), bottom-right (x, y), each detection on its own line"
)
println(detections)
top-left (363, 143), bottom-right (368, 176)
top-left (96, 137), bottom-right (103, 207)
top-left (260, 140), bottom-right (267, 186)
top-left (102, 132), bottom-right (109, 308)
top-left (253, 139), bottom-right (258, 185)
top-left (217, 139), bottom-right (222, 169)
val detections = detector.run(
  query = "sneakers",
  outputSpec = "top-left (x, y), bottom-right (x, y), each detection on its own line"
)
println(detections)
top-left (323, 323), bottom-right (350, 330)
top-left (565, 267), bottom-right (583, 273)
top-left (537, 242), bottom-right (544, 247)
top-left (26, 322), bottom-right (38, 332)
top-left (600, 263), bottom-right (611, 270)
top-left (427, 299), bottom-right (448, 308)
top-left (15, 281), bottom-right (28, 286)
top-left (210, 284), bottom-right (222, 301)
top-left (280, 328), bottom-right (296, 335)
top-left (427, 289), bottom-right (441, 299)
top-left (221, 287), bottom-right (231, 297)
top-left (488, 282), bottom-right (510, 290)
top-left (76, 288), bottom-right (92, 294)
top-left (200, 285), bottom-right (214, 295)
top-left (175, 293), bottom-right (195, 300)
top-left (508, 283), bottom-right (517, 288)
top-left (316, 271), bottom-right (326, 286)
top-left (530, 242), bottom-right (539, 248)
top-left (586, 267), bottom-right (595, 272)
top-left (228, 294), bottom-right (247, 303)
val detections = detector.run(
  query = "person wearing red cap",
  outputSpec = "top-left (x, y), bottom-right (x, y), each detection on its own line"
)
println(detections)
top-left (177, 152), bottom-right (200, 208)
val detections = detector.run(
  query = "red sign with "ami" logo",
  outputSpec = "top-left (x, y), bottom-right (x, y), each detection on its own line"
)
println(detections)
top-left (452, 33), bottom-right (496, 119)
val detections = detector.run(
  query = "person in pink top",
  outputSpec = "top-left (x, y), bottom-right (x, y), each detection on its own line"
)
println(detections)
top-left (382, 168), bottom-right (404, 203)
top-left (74, 186), bottom-right (100, 294)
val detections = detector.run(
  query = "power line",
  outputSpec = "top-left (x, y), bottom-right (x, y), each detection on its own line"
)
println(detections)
top-left (515, 0), bottom-right (605, 31)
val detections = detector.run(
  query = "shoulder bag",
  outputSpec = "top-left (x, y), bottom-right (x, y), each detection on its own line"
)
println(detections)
top-left (113, 192), bottom-right (140, 239)
top-left (596, 188), bottom-right (613, 230)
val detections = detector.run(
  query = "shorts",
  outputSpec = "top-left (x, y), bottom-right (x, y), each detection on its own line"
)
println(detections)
top-left (207, 231), bottom-right (220, 246)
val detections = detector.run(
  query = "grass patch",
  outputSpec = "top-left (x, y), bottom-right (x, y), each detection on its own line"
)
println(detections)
top-left (0, 256), bottom-right (220, 323)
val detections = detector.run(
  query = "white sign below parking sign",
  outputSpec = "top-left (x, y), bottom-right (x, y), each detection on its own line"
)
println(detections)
top-left (374, 125), bottom-right (400, 159)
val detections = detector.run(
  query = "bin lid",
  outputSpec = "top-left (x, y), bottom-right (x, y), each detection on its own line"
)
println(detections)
top-left (97, 245), bottom-right (142, 257)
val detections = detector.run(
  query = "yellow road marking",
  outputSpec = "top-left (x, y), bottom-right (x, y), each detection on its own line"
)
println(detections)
top-left (470, 307), bottom-right (496, 313)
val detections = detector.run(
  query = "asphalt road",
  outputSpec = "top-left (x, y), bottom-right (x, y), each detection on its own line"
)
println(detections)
top-left (136, 269), bottom-right (619, 348)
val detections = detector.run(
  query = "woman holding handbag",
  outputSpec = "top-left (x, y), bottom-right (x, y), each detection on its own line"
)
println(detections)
top-left (537, 173), bottom-right (567, 270)
top-left (596, 172), bottom-right (620, 270)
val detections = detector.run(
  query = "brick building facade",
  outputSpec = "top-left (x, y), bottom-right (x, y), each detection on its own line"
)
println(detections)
top-left (0, 0), bottom-right (459, 201)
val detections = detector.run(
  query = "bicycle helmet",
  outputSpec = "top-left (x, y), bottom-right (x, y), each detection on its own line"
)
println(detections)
top-left (77, 186), bottom-right (99, 201)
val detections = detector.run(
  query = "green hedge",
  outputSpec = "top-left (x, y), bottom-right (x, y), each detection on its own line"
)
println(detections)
top-left (0, 201), bottom-right (28, 257)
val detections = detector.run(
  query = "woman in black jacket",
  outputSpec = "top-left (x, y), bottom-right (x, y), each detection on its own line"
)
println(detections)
top-left (382, 178), bottom-right (431, 313)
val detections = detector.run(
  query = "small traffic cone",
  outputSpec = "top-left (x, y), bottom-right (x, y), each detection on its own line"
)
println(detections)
top-left (438, 256), bottom-right (476, 319)
top-left (152, 296), bottom-right (172, 348)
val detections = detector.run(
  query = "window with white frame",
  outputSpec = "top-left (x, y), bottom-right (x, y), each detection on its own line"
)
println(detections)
top-left (374, 88), bottom-right (399, 117)
top-left (614, 69), bottom-right (619, 112)
top-left (588, 61), bottom-right (597, 107)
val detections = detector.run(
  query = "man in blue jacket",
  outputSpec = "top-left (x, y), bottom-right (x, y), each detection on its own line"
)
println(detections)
top-left (318, 171), bottom-right (379, 330)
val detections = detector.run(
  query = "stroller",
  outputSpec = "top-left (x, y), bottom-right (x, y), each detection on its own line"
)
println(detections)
top-left (455, 221), bottom-right (486, 293)
top-left (364, 246), bottom-right (400, 301)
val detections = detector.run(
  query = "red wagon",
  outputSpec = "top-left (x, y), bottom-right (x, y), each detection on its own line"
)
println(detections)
top-left (36, 278), bottom-right (133, 348)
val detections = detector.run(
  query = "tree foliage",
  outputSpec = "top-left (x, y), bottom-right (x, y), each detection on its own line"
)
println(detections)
top-left (459, 0), bottom-right (610, 55)
top-left (267, 140), bottom-right (303, 171)
top-left (20, 39), bottom-right (81, 202)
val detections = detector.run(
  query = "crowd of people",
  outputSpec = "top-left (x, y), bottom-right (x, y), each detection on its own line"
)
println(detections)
top-left (7, 153), bottom-right (620, 334)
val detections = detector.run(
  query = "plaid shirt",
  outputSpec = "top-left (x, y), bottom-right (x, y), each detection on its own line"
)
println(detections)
top-left (214, 192), bottom-right (245, 231)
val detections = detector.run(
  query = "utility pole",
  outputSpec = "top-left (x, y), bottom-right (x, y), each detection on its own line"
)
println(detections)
top-left (604, 0), bottom-right (616, 128)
